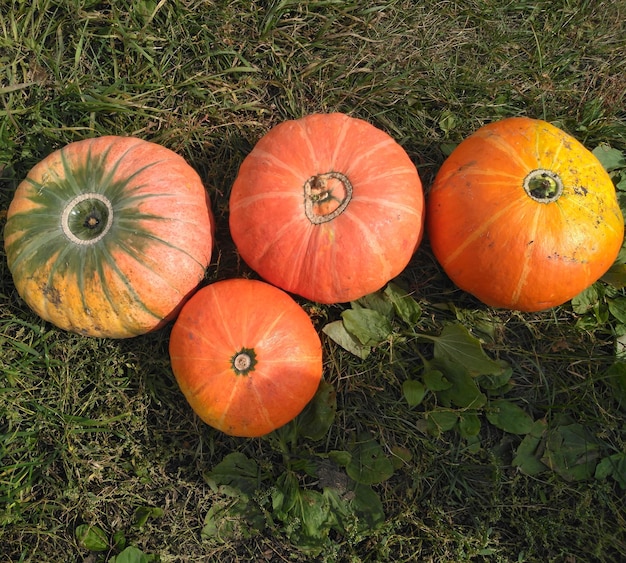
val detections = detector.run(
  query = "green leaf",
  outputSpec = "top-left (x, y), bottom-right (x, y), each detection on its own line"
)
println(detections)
top-left (486, 399), bottom-right (534, 435)
top-left (595, 453), bottom-right (626, 489)
top-left (383, 282), bottom-right (422, 325)
top-left (429, 357), bottom-right (487, 409)
top-left (75, 524), bottom-right (109, 552)
top-left (341, 308), bottom-right (393, 346)
top-left (608, 297), bottom-right (626, 325)
top-left (458, 412), bottom-right (481, 438)
top-left (476, 363), bottom-right (513, 391)
top-left (272, 471), bottom-right (300, 518)
top-left (427, 323), bottom-right (504, 376)
top-left (322, 320), bottom-right (371, 359)
top-left (297, 380), bottom-right (337, 441)
top-left (512, 419), bottom-right (549, 476)
top-left (593, 144), bottom-right (626, 173)
top-left (346, 434), bottom-right (394, 485)
top-left (355, 292), bottom-right (394, 319)
top-left (112, 530), bottom-right (127, 551)
top-left (109, 546), bottom-right (154, 563)
top-left (423, 369), bottom-right (452, 391)
top-left (426, 410), bottom-right (459, 436)
top-left (571, 284), bottom-right (600, 313)
top-left (351, 484), bottom-right (385, 531)
top-left (402, 379), bottom-right (426, 406)
top-left (541, 423), bottom-right (601, 482)
top-left (298, 489), bottom-right (334, 539)
top-left (602, 264), bottom-right (626, 288)
top-left (328, 450), bottom-right (352, 467)
top-left (133, 506), bottom-right (163, 529)
top-left (204, 452), bottom-right (261, 497)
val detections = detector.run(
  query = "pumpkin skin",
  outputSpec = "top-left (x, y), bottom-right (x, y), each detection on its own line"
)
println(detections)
top-left (4, 136), bottom-right (214, 338)
top-left (426, 117), bottom-right (624, 312)
top-left (228, 113), bottom-right (425, 304)
top-left (168, 278), bottom-right (323, 438)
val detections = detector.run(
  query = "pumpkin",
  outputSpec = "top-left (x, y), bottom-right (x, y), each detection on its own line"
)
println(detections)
top-left (426, 117), bottom-right (624, 312)
top-left (228, 113), bottom-right (425, 304)
top-left (168, 278), bottom-right (323, 437)
top-left (4, 136), bottom-right (214, 338)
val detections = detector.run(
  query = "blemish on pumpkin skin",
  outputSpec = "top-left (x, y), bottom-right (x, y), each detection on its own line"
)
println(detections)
top-left (573, 186), bottom-right (589, 196)
top-left (42, 284), bottom-right (62, 305)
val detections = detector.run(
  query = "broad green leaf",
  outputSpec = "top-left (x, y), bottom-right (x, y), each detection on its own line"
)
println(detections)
top-left (297, 380), bottom-right (337, 441)
top-left (341, 308), bottom-right (393, 346)
top-left (204, 452), bottom-right (261, 497)
top-left (347, 434), bottom-right (394, 485)
top-left (423, 369), bottom-right (452, 391)
top-left (384, 282), bottom-right (422, 325)
top-left (352, 484), bottom-right (385, 531)
top-left (602, 264), bottom-right (626, 288)
top-left (540, 423), bottom-right (601, 482)
top-left (272, 471), bottom-right (300, 517)
top-left (201, 498), bottom-right (265, 541)
top-left (112, 530), bottom-right (127, 551)
top-left (512, 419), bottom-right (549, 476)
top-left (427, 323), bottom-right (504, 376)
top-left (476, 363), bottom-right (513, 392)
top-left (571, 284), bottom-right (600, 314)
top-left (133, 506), bottom-right (163, 529)
top-left (328, 450), bottom-right (352, 467)
top-left (592, 144), bottom-right (626, 172)
top-left (402, 379), bottom-right (426, 406)
top-left (595, 453), bottom-right (626, 489)
top-left (295, 489), bottom-right (334, 540)
top-left (75, 524), bottom-right (109, 552)
top-left (608, 297), bottom-right (626, 324)
top-left (426, 410), bottom-right (459, 436)
top-left (109, 546), bottom-right (154, 563)
top-left (486, 399), bottom-right (534, 435)
top-left (322, 320), bottom-right (370, 359)
top-left (429, 357), bottom-right (487, 409)
top-left (355, 292), bottom-right (394, 319)
top-left (458, 412), bottom-right (481, 438)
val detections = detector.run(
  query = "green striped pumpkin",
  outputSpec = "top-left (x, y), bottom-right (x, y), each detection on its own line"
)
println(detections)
top-left (4, 136), bottom-right (214, 338)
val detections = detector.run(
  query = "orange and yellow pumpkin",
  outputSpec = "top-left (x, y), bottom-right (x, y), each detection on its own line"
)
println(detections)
top-left (4, 136), bottom-right (214, 338)
top-left (168, 278), bottom-right (323, 437)
top-left (426, 117), bottom-right (624, 311)
top-left (228, 113), bottom-right (425, 304)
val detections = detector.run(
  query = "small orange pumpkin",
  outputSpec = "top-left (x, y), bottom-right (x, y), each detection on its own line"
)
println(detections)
top-left (426, 117), bottom-right (624, 311)
top-left (168, 279), bottom-right (323, 438)
top-left (228, 113), bottom-right (424, 304)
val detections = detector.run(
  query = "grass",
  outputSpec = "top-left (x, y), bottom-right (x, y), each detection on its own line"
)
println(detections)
top-left (1, 0), bottom-right (626, 561)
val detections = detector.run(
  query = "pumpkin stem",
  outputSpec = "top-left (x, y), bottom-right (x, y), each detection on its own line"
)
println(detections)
top-left (523, 169), bottom-right (563, 203)
top-left (304, 171), bottom-right (352, 224)
top-left (61, 193), bottom-right (114, 245)
top-left (231, 347), bottom-right (257, 376)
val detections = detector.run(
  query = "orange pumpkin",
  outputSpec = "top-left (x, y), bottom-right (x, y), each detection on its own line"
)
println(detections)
top-left (228, 113), bottom-right (425, 304)
top-left (4, 136), bottom-right (214, 338)
top-left (426, 117), bottom-right (624, 311)
top-left (168, 278), bottom-right (323, 437)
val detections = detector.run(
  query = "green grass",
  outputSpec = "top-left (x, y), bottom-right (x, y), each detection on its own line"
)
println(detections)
top-left (2, 0), bottom-right (626, 561)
